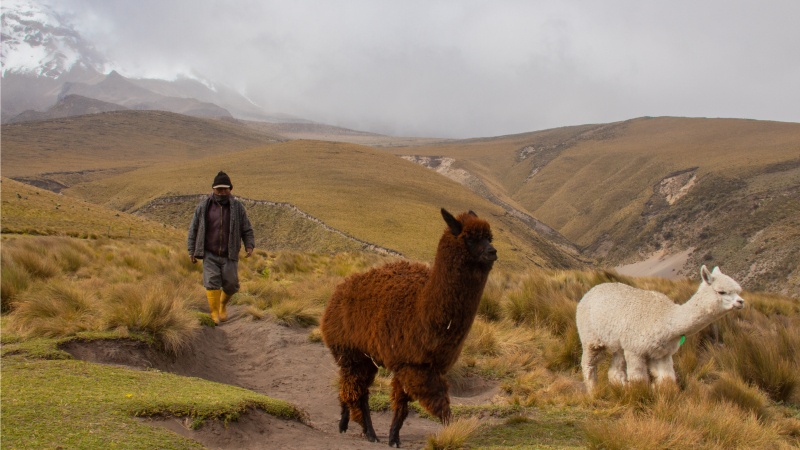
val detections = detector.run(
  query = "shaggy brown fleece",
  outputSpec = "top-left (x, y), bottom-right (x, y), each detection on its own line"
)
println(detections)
top-left (320, 209), bottom-right (497, 447)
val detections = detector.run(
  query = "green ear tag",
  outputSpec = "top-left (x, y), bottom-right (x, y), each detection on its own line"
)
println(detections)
top-left (679, 335), bottom-right (686, 346)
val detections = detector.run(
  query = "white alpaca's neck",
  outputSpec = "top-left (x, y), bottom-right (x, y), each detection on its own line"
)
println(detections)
top-left (666, 285), bottom-right (724, 338)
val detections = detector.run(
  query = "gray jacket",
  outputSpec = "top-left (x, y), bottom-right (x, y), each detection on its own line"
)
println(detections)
top-left (188, 195), bottom-right (255, 261)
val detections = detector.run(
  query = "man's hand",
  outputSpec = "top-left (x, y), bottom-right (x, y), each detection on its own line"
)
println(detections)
top-left (190, 255), bottom-right (197, 264)
top-left (245, 248), bottom-right (254, 258)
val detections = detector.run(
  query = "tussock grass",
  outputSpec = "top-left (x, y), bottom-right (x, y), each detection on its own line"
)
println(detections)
top-left (544, 322), bottom-right (582, 372)
top-left (243, 304), bottom-right (269, 320)
top-left (270, 251), bottom-right (316, 275)
top-left (5, 243), bottom-right (60, 279)
top-left (2, 236), bottom-right (203, 353)
top-left (239, 281), bottom-right (290, 309)
top-left (1, 259), bottom-right (30, 312)
top-left (709, 373), bottom-right (771, 419)
top-left (478, 275), bottom-right (505, 321)
top-left (3, 229), bottom-right (799, 448)
top-left (425, 417), bottom-right (481, 450)
top-left (747, 290), bottom-right (800, 316)
top-left (462, 267), bottom-right (799, 448)
top-left (462, 318), bottom-right (500, 357)
top-left (710, 318), bottom-right (800, 403)
top-left (271, 299), bottom-right (320, 327)
top-left (505, 269), bottom-right (627, 335)
top-left (101, 281), bottom-right (200, 354)
top-left (586, 384), bottom-right (793, 449)
top-left (584, 409), bottom-right (704, 450)
top-left (7, 280), bottom-right (99, 338)
top-left (307, 327), bottom-right (323, 343)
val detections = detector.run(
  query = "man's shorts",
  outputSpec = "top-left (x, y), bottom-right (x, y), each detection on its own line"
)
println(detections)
top-left (202, 252), bottom-right (240, 294)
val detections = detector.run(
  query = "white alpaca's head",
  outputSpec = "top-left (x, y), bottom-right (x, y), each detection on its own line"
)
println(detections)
top-left (700, 265), bottom-right (744, 311)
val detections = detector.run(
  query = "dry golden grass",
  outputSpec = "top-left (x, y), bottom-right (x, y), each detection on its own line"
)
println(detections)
top-left (101, 281), bottom-right (200, 354)
top-left (7, 280), bottom-right (100, 338)
top-left (2, 236), bottom-right (204, 354)
top-left (709, 372), bottom-right (771, 420)
top-left (585, 390), bottom-right (794, 450)
top-left (60, 139), bottom-right (574, 270)
top-left (3, 227), bottom-right (799, 447)
top-left (3, 154), bottom-right (799, 448)
top-left (460, 267), bottom-right (800, 448)
top-left (425, 417), bottom-right (481, 450)
top-left (1, 178), bottom-right (183, 241)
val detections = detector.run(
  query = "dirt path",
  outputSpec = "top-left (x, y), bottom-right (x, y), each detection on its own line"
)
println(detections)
top-left (64, 306), bottom-right (501, 449)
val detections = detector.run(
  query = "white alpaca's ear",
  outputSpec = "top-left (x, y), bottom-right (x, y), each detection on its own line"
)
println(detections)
top-left (712, 266), bottom-right (721, 275)
top-left (701, 265), bottom-right (713, 284)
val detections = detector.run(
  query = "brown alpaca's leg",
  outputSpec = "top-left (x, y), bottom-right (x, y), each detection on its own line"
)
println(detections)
top-left (338, 400), bottom-right (350, 433)
top-left (337, 353), bottom-right (379, 442)
top-left (395, 366), bottom-right (452, 426)
top-left (388, 375), bottom-right (412, 448)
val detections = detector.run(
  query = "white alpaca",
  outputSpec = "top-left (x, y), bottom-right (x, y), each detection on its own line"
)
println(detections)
top-left (576, 265), bottom-right (744, 394)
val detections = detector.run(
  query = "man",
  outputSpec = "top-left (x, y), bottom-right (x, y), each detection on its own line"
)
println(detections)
top-left (188, 171), bottom-right (255, 324)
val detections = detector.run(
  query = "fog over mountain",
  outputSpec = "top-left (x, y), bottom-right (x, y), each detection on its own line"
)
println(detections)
top-left (3, 0), bottom-right (800, 137)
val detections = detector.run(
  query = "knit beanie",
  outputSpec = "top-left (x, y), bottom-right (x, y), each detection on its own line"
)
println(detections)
top-left (212, 171), bottom-right (232, 189)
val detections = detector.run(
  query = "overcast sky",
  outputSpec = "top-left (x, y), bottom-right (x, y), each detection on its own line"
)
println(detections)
top-left (48, 0), bottom-right (800, 138)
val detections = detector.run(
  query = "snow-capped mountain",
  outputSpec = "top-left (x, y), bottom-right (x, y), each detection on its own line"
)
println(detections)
top-left (1, 0), bottom-right (303, 123)
top-left (1, 0), bottom-right (107, 78)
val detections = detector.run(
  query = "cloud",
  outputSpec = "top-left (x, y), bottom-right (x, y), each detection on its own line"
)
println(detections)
top-left (49, 0), bottom-right (800, 138)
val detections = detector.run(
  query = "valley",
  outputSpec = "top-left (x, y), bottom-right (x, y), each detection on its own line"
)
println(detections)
top-left (5, 111), bottom-right (797, 295)
top-left (3, 2), bottom-right (800, 448)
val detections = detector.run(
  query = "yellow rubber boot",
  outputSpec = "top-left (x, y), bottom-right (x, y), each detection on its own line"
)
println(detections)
top-left (205, 289), bottom-right (221, 325)
top-left (219, 291), bottom-right (231, 322)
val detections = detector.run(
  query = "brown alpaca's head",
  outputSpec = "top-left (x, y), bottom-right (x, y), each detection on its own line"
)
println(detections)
top-left (441, 208), bottom-right (497, 269)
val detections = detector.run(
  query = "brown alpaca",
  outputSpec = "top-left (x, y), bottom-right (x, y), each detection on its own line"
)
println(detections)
top-left (320, 208), bottom-right (497, 447)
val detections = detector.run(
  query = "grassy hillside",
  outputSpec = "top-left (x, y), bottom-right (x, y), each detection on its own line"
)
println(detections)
top-left (390, 117), bottom-right (800, 295)
top-left (1, 178), bottom-right (182, 242)
top-left (3, 231), bottom-right (799, 448)
top-left (63, 140), bottom-right (583, 270)
top-left (136, 195), bottom-right (393, 255)
top-left (0, 110), bottom-right (282, 181)
top-left (3, 170), bottom-right (799, 448)
top-left (8, 111), bottom-right (795, 293)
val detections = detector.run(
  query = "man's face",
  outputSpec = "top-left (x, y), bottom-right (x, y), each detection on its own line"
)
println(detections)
top-left (213, 187), bottom-right (231, 196)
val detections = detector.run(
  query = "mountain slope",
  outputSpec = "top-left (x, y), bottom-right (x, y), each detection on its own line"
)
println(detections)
top-left (390, 117), bottom-right (800, 295)
top-left (7, 94), bottom-right (128, 123)
top-left (59, 71), bottom-right (234, 118)
top-left (0, 110), bottom-right (283, 182)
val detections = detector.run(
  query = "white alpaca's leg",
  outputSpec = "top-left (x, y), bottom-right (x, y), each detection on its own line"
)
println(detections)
top-left (581, 345), bottom-right (603, 394)
top-left (607, 350), bottom-right (628, 386)
top-left (624, 350), bottom-right (649, 384)
top-left (649, 356), bottom-right (676, 385)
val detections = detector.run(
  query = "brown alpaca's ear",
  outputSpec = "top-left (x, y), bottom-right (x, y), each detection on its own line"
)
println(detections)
top-left (441, 208), bottom-right (462, 236)
top-left (468, 210), bottom-right (478, 217)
